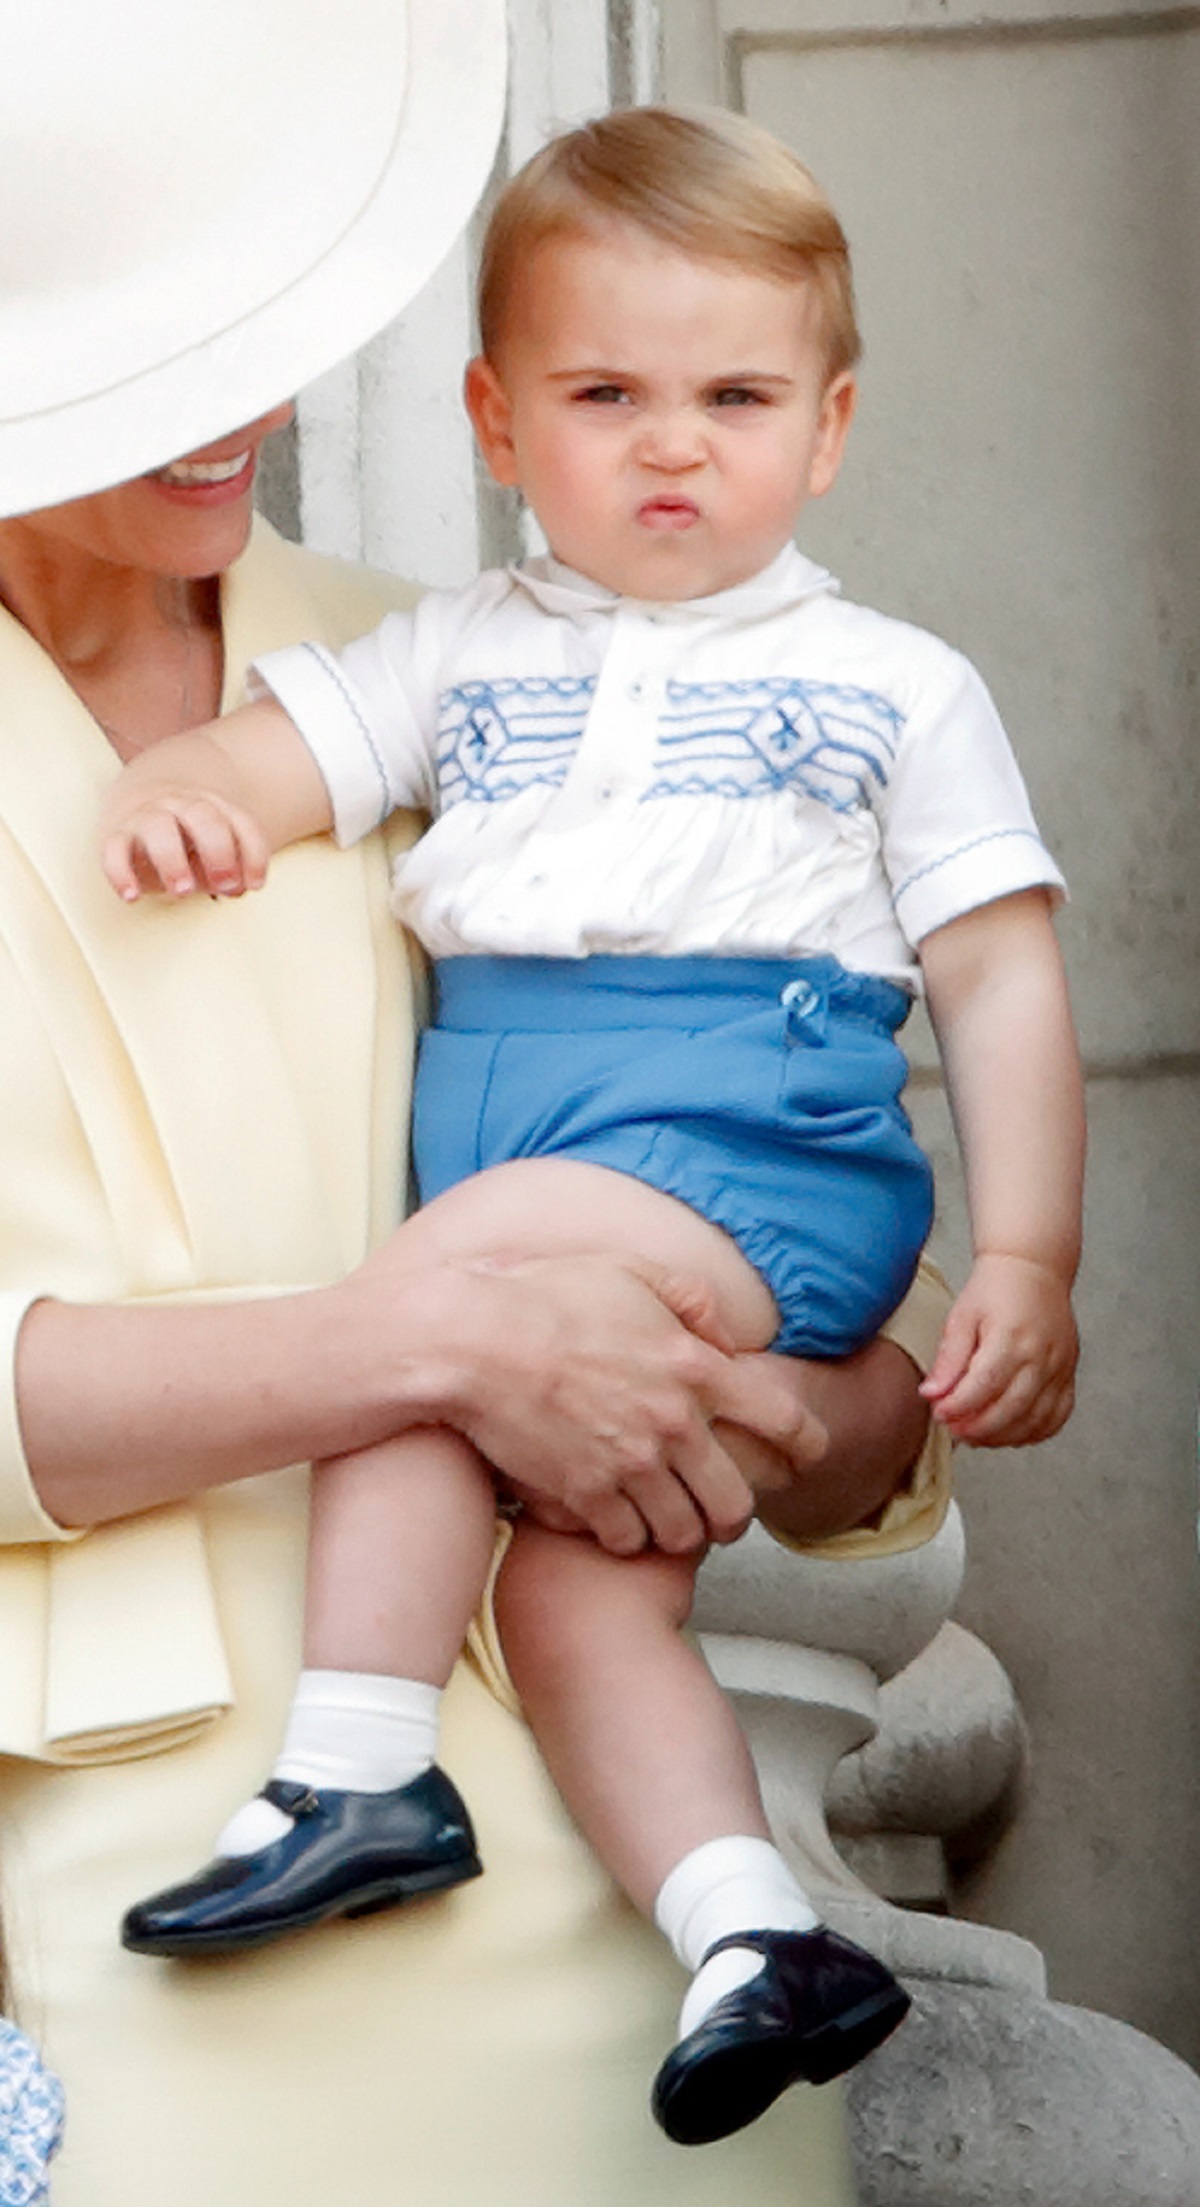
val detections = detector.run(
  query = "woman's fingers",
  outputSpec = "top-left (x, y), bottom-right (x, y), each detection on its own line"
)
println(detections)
top-left (434, 1251), bottom-right (757, 1557)
top-left (650, 1417), bottom-right (754, 1548)
top-left (709, 1350), bottom-right (830, 1470)
top-left (563, 1486), bottom-right (656, 1558)
top-left (627, 1258), bottom-right (737, 1356)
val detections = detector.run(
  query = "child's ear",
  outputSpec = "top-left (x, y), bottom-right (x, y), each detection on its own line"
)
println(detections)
top-left (808, 371), bottom-right (857, 501)
top-left (464, 356), bottom-right (519, 486)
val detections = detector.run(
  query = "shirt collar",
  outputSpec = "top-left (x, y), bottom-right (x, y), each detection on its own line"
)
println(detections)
top-left (512, 541), bottom-right (838, 624)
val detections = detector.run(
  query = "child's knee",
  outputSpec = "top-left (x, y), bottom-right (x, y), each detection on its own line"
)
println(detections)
top-left (496, 1521), bottom-right (699, 1679)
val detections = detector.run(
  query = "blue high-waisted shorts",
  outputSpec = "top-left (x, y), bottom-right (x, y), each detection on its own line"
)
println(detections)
top-left (412, 954), bottom-right (933, 1357)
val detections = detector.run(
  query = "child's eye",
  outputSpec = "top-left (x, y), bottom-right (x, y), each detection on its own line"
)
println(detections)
top-left (572, 383), bottom-right (631, 406)
top-left (711, 386), bottom-right (770, 408)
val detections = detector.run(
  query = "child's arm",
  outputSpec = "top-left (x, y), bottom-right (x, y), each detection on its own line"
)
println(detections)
top-left (99, 698), bottom-right (333, 900)
top-left (919, 888), bottom-right (1084, 1448)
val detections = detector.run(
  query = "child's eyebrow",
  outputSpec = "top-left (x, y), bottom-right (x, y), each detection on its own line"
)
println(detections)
top-left (544, 366), bottom-right (636, 382)
top-left (703, 372), bottom-right (795, 387)
top-left (543, 367), bottom-right (798, 386)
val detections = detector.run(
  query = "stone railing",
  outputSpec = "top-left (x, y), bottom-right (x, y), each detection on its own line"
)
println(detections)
top-left (695, 1506), bottom-right (1200, 2205)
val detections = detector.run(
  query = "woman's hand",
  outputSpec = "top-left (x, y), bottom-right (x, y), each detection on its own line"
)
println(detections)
top-left (378, 1248), bottom-right (772, 1558)
top-left (19, 1236), bottom-right (881, 1554)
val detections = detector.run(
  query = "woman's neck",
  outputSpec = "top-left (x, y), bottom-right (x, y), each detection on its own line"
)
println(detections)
top-left (0, 526), bottom-right (223, 755)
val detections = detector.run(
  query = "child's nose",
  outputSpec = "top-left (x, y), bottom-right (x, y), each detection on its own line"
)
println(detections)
top-left (636, 409), bottom-right (705, 470)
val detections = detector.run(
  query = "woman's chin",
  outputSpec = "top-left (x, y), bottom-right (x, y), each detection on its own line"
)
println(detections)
top-left (130, 480), bottom-right (258, 578)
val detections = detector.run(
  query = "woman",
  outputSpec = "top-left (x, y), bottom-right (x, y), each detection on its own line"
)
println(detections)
top-left (0, 4), bottom-right (951, 2200)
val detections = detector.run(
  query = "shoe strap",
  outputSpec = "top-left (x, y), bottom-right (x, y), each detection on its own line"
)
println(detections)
top-left (261, 1777), bottom-right (321, 1818)
top-left (700, 1927), bottom-right (814, 1967)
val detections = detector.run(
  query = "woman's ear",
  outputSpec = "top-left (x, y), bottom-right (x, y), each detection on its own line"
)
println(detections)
top-left (464, 356), bottom-right (519, 486)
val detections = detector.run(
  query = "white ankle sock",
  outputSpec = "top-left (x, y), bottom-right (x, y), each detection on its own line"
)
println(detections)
top-left (653, 1836), bottom-right (820, 2041)
top-left (216, 1670), bottom-right (442, 1858)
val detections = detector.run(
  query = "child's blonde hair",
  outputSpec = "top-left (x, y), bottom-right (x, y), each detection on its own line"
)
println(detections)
top-left (479, 106), bottom-right (860, 381)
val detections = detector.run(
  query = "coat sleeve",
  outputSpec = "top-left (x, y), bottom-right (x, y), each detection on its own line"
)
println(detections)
top-left (0, 1293), bottom-right (79, 1543)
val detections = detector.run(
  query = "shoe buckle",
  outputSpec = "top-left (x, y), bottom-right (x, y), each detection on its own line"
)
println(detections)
top-left (262, 1778), bottom-right (321, 1818)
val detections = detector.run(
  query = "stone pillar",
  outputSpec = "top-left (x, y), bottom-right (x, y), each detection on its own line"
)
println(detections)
top-left (694, 1510), bottom-right (1200, 2201)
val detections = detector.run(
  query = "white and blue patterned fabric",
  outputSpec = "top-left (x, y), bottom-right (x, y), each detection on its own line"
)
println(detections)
top-left (254, 543), bottom-right (1064, 988)
top-left (0, 2021), bottom-right (64, 2205)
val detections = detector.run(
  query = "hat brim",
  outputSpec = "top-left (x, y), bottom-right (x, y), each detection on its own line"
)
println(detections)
top-left (0, 0), bottom-right (507, 518)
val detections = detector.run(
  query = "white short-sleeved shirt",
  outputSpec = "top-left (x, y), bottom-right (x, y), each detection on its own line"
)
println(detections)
top-left (254, 544), bottom-right (1064, 989)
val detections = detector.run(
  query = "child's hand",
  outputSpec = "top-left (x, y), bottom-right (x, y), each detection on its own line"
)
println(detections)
top-left (920, 1251), bottom-right (1078, 1448)
top-left (101, 788), bottom-right (271, 902)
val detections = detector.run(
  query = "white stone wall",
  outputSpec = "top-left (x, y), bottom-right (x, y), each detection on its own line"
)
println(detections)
top-left (284, 0), bottom-right (663, 586)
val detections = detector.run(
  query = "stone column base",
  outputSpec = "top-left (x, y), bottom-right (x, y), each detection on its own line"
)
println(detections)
top-left (848, 1981), bottom-right (1200, 2207)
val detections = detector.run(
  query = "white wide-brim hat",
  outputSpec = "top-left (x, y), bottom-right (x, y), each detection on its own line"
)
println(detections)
top-left (0, 0), bottom-right (507, 518)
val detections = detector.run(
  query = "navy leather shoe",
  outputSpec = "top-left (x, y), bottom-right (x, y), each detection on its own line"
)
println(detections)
top-left (121, 1766), bottom-right (482, 1958)
top-left (651, 1926), bottom-right (910, 2146)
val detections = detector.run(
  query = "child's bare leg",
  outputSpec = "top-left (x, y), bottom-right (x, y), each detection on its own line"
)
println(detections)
top-left (201, 1427), bottom-right (496, 1870)
top-left (496, 1515), bottom-right (910, 2143)
top-left (393, 1155), bottom-right (780, 1352)
top-left (495, 1520), bottom-right (770, 1910)
top-left (122, 1162), bottom-right (783, 1959)
top-left (121, 1424), bottom-right (494, 1955)
top-left (304, 1428), bottom-right (497, 1681)
top-left (155, 1164), bottom-right (766, 1866)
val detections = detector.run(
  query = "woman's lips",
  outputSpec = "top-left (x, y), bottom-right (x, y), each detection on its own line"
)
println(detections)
top-left (150, 450), bottom-right (256, 504)
top-left (637, 496), bottom-right (701, 531)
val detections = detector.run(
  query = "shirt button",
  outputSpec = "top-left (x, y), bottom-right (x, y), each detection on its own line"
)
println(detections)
top-left (781, 978), bottom-right (820, 1016)
top-left (598, 784), bottom-right (615, 801)
top-left (628, 679), bottom-right (645, 701)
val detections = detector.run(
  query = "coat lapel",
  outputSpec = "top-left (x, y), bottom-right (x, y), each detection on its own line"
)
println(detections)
top-left (0, 527), bottom-right (400, 1296)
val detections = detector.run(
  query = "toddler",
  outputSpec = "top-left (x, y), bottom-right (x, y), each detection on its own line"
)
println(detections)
top-left (105, 108), bottom-right (1083, 2146)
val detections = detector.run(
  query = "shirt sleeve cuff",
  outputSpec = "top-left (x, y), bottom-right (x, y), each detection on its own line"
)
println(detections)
top-left (0, 1295), bottom-right (82, 1546)
top-left (250, 642), bottom-right (395, 847)
top-left (893, 832), bottom-right (1066, 946)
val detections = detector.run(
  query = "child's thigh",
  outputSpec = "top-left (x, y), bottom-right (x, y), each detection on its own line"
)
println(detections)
top-left (399, 1158), bottom-right (779, 1351)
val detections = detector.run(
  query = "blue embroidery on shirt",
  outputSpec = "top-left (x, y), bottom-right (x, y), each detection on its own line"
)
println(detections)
top-left (433, 674), bottom-right (904, 812)
top-left (437, 678), bottom-right (593, 804)
top-left (645, 679), bottom-right (903, 809)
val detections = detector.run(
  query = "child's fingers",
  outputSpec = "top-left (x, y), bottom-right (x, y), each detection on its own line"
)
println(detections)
top-left (919, 1299), bottom-right (982, 1403)
top-left (927, 1327), bottom-right (1027, 1427)
top-left (101, 832), bottom-right (146, 903)
top-left (950, 1370), bottom-right (1076, 1450)
top-left (103, 800), bottom-right (270, 902)
top-left (174, 801), bottom-right (269, 897)
top-left (934, 1352), bottom-right (1041, 1437)
top-left (122, 812), bottom-right (202, 897)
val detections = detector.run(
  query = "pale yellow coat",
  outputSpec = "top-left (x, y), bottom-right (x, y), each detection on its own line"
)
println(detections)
top-left (0, 522), bottom-right (859, 2206)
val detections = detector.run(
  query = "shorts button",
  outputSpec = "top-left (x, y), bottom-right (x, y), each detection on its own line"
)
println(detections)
top-left (781, 978), bottom-right (820, 1016)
